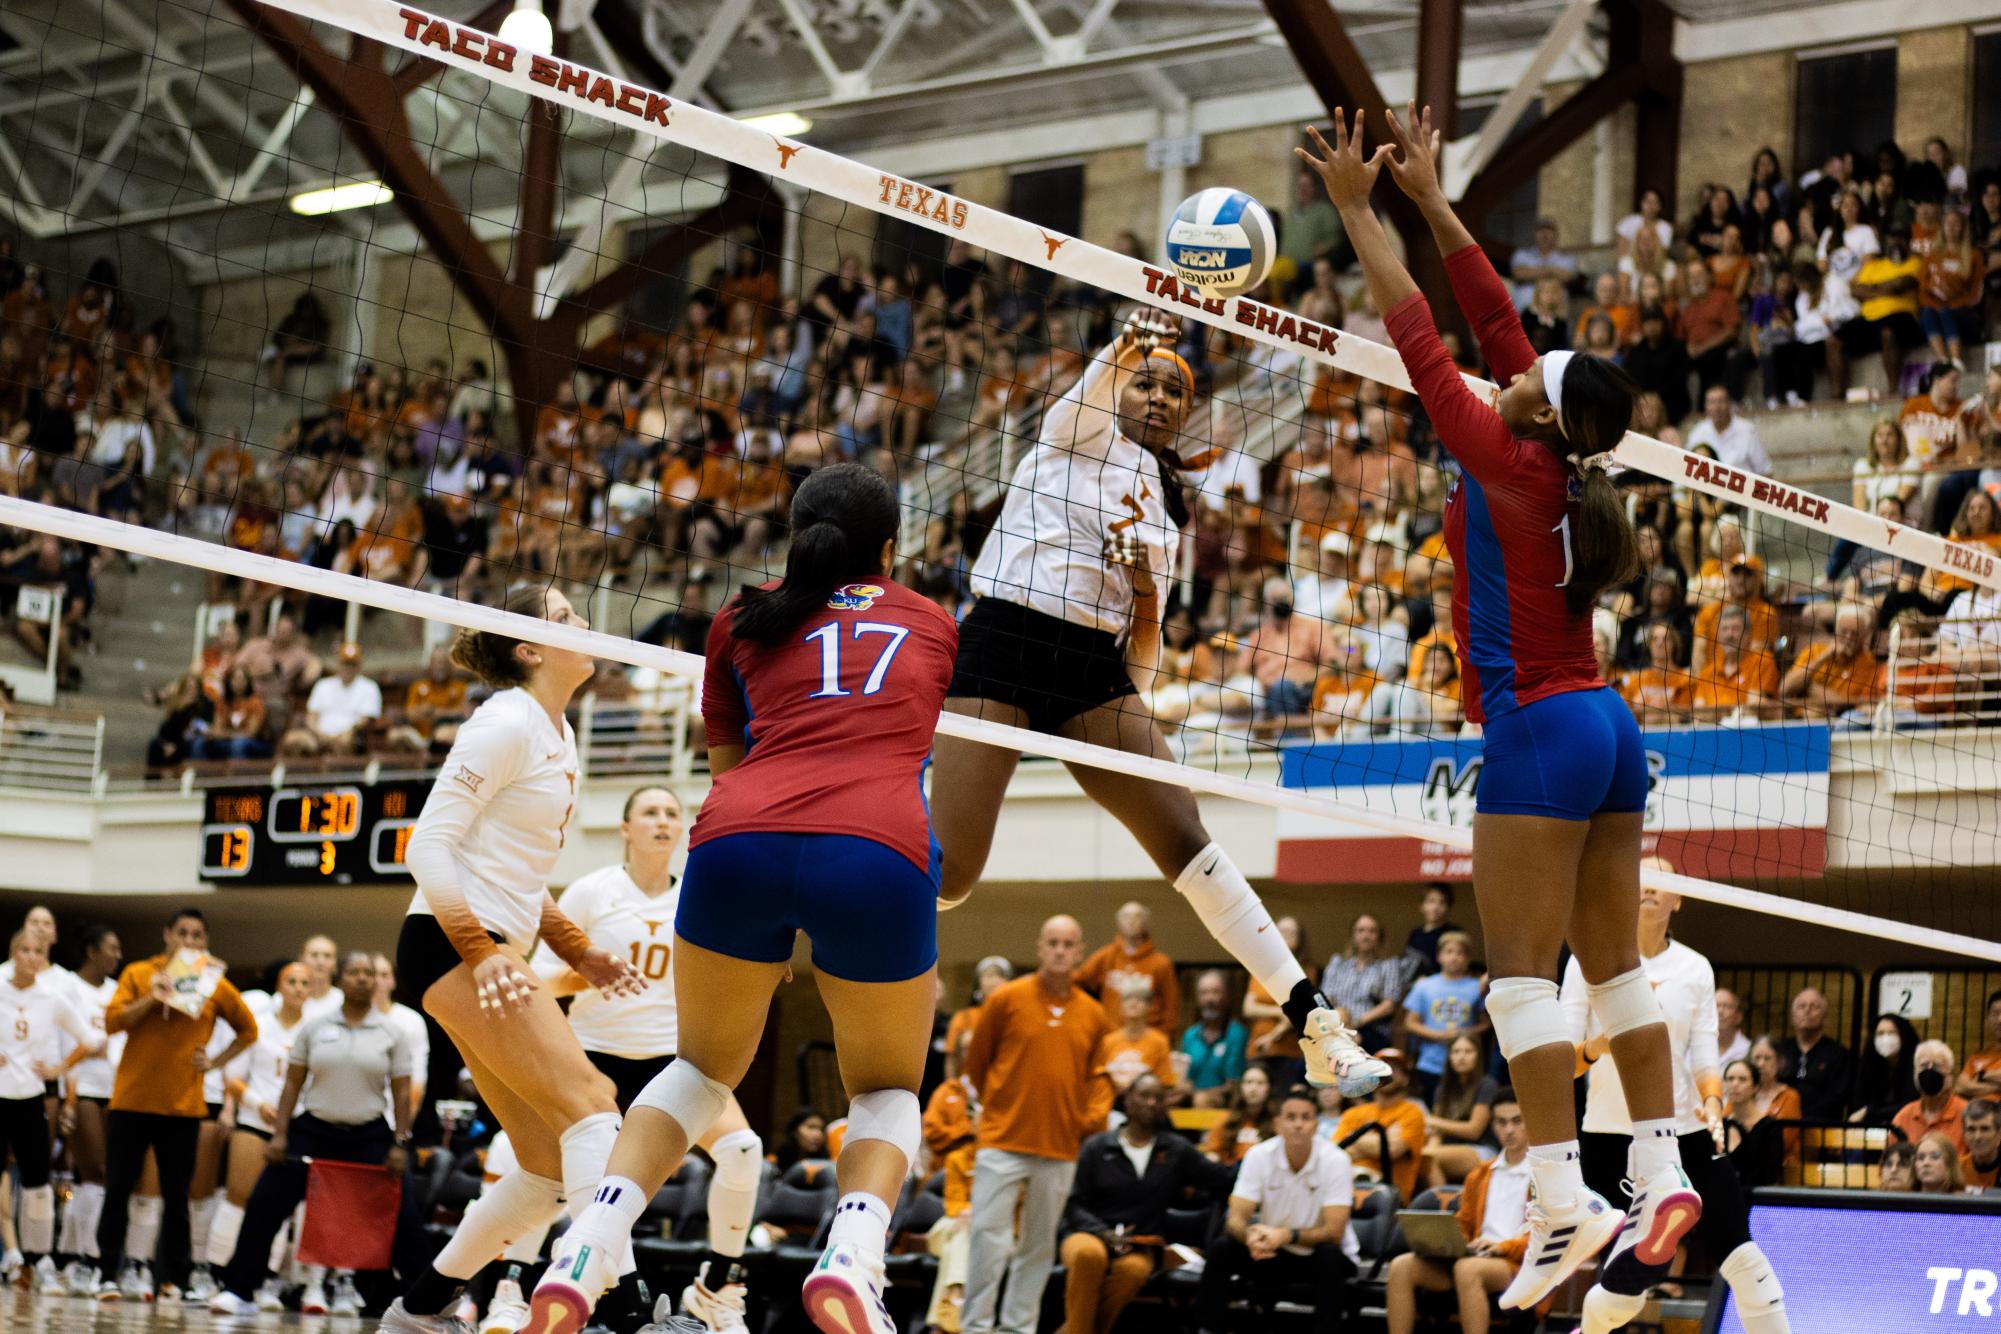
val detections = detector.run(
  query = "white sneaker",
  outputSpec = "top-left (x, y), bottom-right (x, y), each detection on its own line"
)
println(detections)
top-left (526, 1236), bottom-right (621, 1334)
top-left (1598, 1165), bottom-right (1703, 1296)
top-left (1498, 1186), bottom-right (1622, 1311)
top-left (331, 1274), bottom-right (362, 1317)
top-left (157, 1282), bottom-right (184, 1306)
top-left (0, 1249), bottom-right (23, 1285)
top-left (31, 1256), bottom-right (59, 1291)
top-left (680, 1277), bottom-right (750, 1333)
top-left (800, 1242), bottom-right (895, 1334)
top-left (480, 1270), bottom-right (529, 1334)
top-left (63, 1261), bottom-right (98, 1296)
top-left (255, 1277), bottom-right (287, 1312)
top-left (94, 1277), bottom-right (122, 1303)
top-left (188, 1265), bottom-right (220, 1302)
top-left (635, 1293), bottom-right (708, 1334)
top-left (1301, 1008), bottom-right (1391, 1097)
top-left (119, 1263), bottom-right (155, 1302)
top-left (301, 1278), bottom-right (330, 1314)
top-left (209, 1289), bottom-right (260, 1317)
top-left (377, 1297), bottom-right (476, 1334)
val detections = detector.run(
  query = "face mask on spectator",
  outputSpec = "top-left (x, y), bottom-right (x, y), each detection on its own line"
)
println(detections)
top-left (1875, 1034), bottom-right (1901, 1059)
top-left (1917, 1067), bottom-right (1946, 1096)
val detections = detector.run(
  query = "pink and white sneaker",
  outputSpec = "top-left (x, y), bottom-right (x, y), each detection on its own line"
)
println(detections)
top-left (800, 1243), bottom-right (895, 1334)
top-left (1599, 1165), bottom-right (1703, 1295)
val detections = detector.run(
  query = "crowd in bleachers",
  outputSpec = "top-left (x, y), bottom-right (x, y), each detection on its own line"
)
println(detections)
top-left (5, 893), bottom-right (2001, 1328)
top-left (3, 130), bottom-right (1999, 755)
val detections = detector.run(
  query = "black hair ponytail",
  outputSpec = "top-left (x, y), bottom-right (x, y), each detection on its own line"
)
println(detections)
top-left (731, 462), bottom-right (900, 648)
top-left (1154, 452), bottom-right (1191, 530)
top-left (1553, 357), bottom-right (1641, 617)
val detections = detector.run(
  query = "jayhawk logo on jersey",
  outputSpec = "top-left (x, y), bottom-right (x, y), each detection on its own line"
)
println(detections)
top-left (827, 584), bottom-right (886, 610)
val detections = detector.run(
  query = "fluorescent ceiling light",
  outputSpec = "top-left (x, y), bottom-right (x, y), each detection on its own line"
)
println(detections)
top-left (498, 2), bottom-right (554, 57)
top-left (742, 112), bottom-right (812, 137)
top-left (289, 180), bottom-right (395, 216)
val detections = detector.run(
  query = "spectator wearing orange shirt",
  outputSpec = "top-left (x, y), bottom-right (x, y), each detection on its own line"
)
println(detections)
top-left (1076, 903), bottom-right (1179, 1034)
top-left (1958, 991), bottom-right (2001, 1100)
top-left (1095, 983), bottom-right (1177, 1096)
top-left (1384, 1088), bottom-right (1534, 1334)
top-left (944, 956), bottom-right (1014, 1078)
top-left (920, 1058), bottom-right (980, 1331)
top-left (96, 908), bottom-right (258, 1303)
top-left (1959, 1100), bottom-right (1999, 1192)
top-left (1692, 557), bottom-right (1779, 674)
top-left (1693, 604), bottom-right (1779, 720)
top-left (1619, 622), bottom-right (1694, 725)
top-left (1893, 1040), bottom-right (1968, 1154)
top-left (1241, 576), bottom-right (1326, 720)
top-left (962, 916), bottom-right (1113, 1334)
top-left (1334, 1050), bottom-right (1430, 1203)
top-left (1578, 272), bottom-right (1638, 347)
top-left (1781, 604), bottom-right (1880, 719)
top-left (1677, 263), bottom-right (1749, 399)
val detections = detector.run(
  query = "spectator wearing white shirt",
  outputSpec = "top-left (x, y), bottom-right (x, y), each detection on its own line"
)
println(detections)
top-left (90, 399), bottom-right (157, 474)
top-left (1685, 387), bottom-right (1772, 477)
top-left (1716, 988), bottom-right (1750, 1066)
top-left (1615, 188), bottom-right (1675, 257)
top-left (1195, 1085), bottom-right (1357, 1334)
top-left (1939, 584), bottom-right (2001, 680)
top-left (1383, 1088), bottom-right (1533, 1334)
top-left (1509, 219), bottom-right (1578, 310)
top-left (280, 645), bottom-right (381, 757)
top-left (1292, 532), bottom-right (1353, 627)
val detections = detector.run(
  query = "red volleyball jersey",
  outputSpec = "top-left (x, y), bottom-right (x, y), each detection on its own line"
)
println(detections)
top-left (1383, 244), bottom-right (1605, 724)
top-left (695, 578), bottom-right (959, 872)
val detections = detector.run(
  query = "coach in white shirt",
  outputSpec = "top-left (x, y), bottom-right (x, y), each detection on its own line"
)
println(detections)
top-left (1196, 1084), bottom-right (1359, 1334)
top-left (1685, 386), bottom-right (1772, 477)
top-left (284, 644), bottom-right (382, 756)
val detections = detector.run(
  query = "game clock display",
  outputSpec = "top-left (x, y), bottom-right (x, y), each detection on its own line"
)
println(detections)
top-left (198, 780), bottom-right (431, 884)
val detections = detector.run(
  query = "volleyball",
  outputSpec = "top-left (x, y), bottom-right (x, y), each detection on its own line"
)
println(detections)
top-left (1163, 188), bottom-right (1276, 297)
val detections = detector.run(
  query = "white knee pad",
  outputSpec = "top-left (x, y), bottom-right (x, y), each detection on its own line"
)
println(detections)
top-left (1486, 977), bottom-right (1571, 1061)
top-left (1588, 966), bottom-right (1665, 1040)
top-left (844, 1089), bottom-right (923, 1167)
top-left (708, 1129), bottom-right (764, 1193)
top-left (1720, 1242), bottom-right (1785, 1311)
top-left (632, 1059), bottom-right (733, 1144)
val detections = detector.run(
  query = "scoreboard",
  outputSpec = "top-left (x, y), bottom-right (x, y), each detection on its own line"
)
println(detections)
top-left (198, 780), bottom-right (432, 884)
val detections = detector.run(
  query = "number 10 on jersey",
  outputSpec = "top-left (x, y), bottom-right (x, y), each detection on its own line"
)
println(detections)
top-left (806, 621), bottom-right (910, 698)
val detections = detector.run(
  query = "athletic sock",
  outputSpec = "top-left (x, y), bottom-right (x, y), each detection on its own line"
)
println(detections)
top-left (126, 1195), bottom-right (163, 1264)
top-left (704, 1128), bottom-right (760, 1262)
top-left (206, 1200), bottom-right (245, 1270)
top-left (189, 1192), bottom-right (218, 1260)
top-left (401, 1266), bottom-right (466, 1317)
top-left (1630, 1120), bottom-right (1682, 1181)
top-left (62, 1182), bottom-right (104, 1259)
top-left (1528, 1141), bottom-right (1584, 1210)
top-left (1173, 843), bottom-right (1308, 1005)
top-left (562, 1175), bottom-right (650, 1274)
top-left (1282, 978), bottom-right (1333, 1036)
top-left (826, 1193), bottom-right (891, 1261)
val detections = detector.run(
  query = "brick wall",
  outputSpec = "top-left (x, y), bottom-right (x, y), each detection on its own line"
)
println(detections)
top-left (1895, 25), bottom-right (1973, 154)
top-left (1676, 52), bottom-right (1795, 226)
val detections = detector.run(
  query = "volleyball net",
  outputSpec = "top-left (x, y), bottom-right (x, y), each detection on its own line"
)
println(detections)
top-left (2, 0), bottom-right (1997, 961)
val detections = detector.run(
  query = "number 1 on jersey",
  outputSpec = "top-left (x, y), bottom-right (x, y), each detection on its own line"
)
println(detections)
top-left (1553, 514), bottom-right (1574, 588)
top-left (806, 621), bottom-right (911, 699)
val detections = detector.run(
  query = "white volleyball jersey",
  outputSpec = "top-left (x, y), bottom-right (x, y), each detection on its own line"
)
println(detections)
top-left (1561, 938), bottom-right (1720, 1137)
top-left (533, 865), bottom-right (681, 1058)
top-left (0, 974), bottom-right (93, 1101)
top-left (65, 973), bottom-right (126, 1100)
top-left (405, 688), bottom-right (580, 949)
top-left (231, 997), bottom-right (309, 1134)
top-left (970, 341), bottom-right (1179, 637)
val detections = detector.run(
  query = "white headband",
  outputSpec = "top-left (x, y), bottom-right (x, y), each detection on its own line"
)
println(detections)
top-left (1540, 351), bottom-right (1575, 438)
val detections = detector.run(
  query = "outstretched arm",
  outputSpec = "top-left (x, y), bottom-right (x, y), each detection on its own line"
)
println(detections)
top-left (1295, 112), bottom-right (1414, 320)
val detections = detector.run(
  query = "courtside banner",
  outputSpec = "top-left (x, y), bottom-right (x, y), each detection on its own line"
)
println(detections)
top-left (244, 0), bottom-right (2001, 592)
top-left (1274, 723), bottom-right (1829, 883)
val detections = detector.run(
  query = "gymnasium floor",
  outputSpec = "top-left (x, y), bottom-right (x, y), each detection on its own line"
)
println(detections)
top-left (5, 1291), bottom-right (340, 1331)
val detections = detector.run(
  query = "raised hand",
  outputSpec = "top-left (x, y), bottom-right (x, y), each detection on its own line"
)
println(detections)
top-left (1382, 102), bottom-right (1446, 206)
top-left (1293, 109), bottom-right (1390, 212)
top-left (1120, 306), bottom-right (1180, 357)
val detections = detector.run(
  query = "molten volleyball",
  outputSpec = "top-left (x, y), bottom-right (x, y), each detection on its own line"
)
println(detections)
top-left (1163, 188), bottom-right (1276, 298)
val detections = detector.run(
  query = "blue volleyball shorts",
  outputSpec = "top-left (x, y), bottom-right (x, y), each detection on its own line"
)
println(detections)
top-left (1476, 687), bottom-right (1649, 821)
top-left (676, 831), bottom-right (939, 983)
